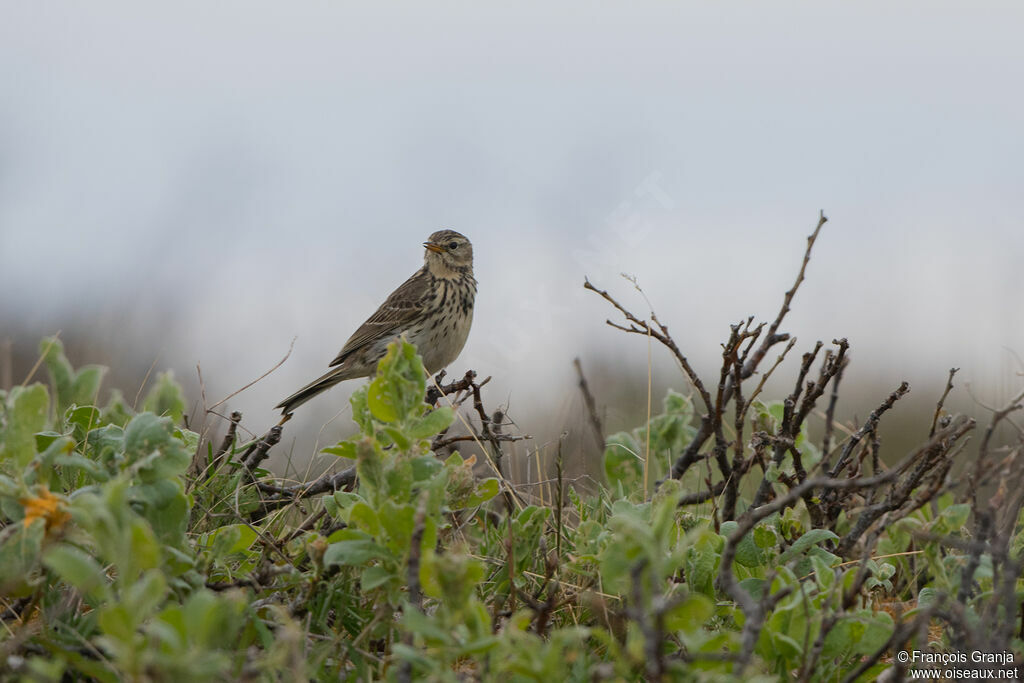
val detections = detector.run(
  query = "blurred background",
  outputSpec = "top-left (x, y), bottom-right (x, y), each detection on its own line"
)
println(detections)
top-left (2, 2), bottom-right (1022, 483)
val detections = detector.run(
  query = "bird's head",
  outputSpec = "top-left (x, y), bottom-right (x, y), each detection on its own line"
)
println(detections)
top-left (423, 229), bottom-right (473, 277)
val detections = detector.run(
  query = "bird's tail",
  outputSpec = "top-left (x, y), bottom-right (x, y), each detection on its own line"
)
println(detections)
top-left (276, 367), bottom-right (348, 415)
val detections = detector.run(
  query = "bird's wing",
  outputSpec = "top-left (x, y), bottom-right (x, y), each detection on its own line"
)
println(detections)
top-left (329, 267), bottom-right (429, 367)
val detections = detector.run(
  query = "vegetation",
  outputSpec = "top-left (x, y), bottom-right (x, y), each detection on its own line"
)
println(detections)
top-left (2, 216), bottom-right (1023, 681)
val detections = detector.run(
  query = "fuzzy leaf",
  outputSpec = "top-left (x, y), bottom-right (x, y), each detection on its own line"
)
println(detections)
top-left (1, 384), bottom-right (49, 468)
top-left (778, 529), bottom-right (838, 565)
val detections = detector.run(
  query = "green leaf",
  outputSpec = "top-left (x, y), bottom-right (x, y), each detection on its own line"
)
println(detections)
top-left (86, 424), bottom-right (125, 465)
top-left (38, 337), bottom-right (108, 417)
top-left (723, 521), bottom-right (770, 568)
top-left (38, 436), bottom-right (81, 472)
top-left (603, 431), bottom-right (642, 491)
top-left (53, 451), bottom-right (107, 483)
top-left (662, 389), bottom-right (693, 418)
top-left (322, 442), bottom-right (357, 459)
top-left (65, 404), bottom-right (102, 443)
top-left (39, 337), bottom-right (74, 413)
top-left (766, 629), bottom-right (802, 660)
top-left (686, 545), bottom-right (718, 597)
top-left (129, 518), bottom-right (162, 573)
top-left (852, 611), bottom-right (894, 655)
top-left (123, 413), bottom-right (190, 481)
top-left (142, 372), bottom-right (186, 424)
top-left (34, 431), bottom-right (62, 453)
top-left (355, 439), bottom-right (385, 503)
top-left (43, 544), bottom-right (111, 602)
top-left (349, 386), bottom-right (372, 433)
top-left (98, 604), bottom-right (138, 643)
top-left (124, 412), bottom-right (173, 460)
top-left (181, 589), bottom-right (245, 649)
top-left (738, 577), bottom-right (767, 602)
top-left (0, 522), bottom-right (45, 597)
top-left (821, 618), bottom-right (855, 659)
top-left (348, 501), bottom-right (382, 537)
top-left (933, 503), bottom-right (971, 534)
top-left (360, 565), bottom-right (394, 591)
top-left (391, 642), bottom-right (434, 671)
top-left (664, 593), bottom-right (714, 634)
top-left (410, 455), bottom-right (444, 482)
top-left (385, 458), bottom-right (414, 502)
top-left (1, 383), bottom-right (49, 468)
top-left (323, 530), bottom-right (390, 567)
top-left (811, 553), bottom-right (837, 590)
top-left (211, 524), bottom-right (257, 556)
top-left (101, 389), bottom-right (133, 427)
top-left (409, 406), bottom-right (454, 440)
top-left (383, 426), bottom-right (412, 450)
top-left (917, 587), bottom-right (939, 608)
top-left (123, 569), bottom-right (167, 619)
top-left (329, 491), bottom-right (362, 515)
top-left (367, 376), bottom-right (399, 423)
top-left (753, 524), bottom-right (777, 549)
top-left (461, 478), bottom-right (500, 509)
top-left (379, 501), bottom-right (416, 550)
top-left (208, 525), bottom-right (241, 559)
top-left (402, 605), bottom-right (452, 643)
top-left (131, 479), bottom-right (190, 546)
top-left (71, 366), bottom-right (106, 410)
top-left (778, 529), bottom-right (839, 564)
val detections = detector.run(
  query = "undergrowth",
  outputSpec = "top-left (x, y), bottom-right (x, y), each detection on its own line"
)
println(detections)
top-left (2, 216), bottom-right (1023, 681)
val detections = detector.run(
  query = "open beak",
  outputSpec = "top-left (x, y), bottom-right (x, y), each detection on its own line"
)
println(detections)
top-left (423, 241), bottom-right (445, 253)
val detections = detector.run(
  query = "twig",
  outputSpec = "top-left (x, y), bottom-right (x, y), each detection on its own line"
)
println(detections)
top-left (930, 368), bottom-right (959, 438)
top-left (282, 508), bottom-right (328, 544)
top-left (827, 382), bottom-right (911, 479)
top-left (431, 432), bottom-right (528, 450)
top-left (241, 425), bottom-right (283, 471)
top-left (407, 492), bottom-right (428, 611)
top-left (584, 278), bottom-right (713, 416)
top-left (720, 467), bottom-right (905, 670)
top-left (424, 369), bottom-right (477, 405)
top-left (257, 466), bottom-right (356, 499)
top-left (396, 493), bottom-right (429, 683)
top-left (821, 349), bottom-right (849, 455)
top-left (573, 357), bottom-right (605, 455)
top-left (835, 416), bottom-right (976, 556)
top-left (734, 211), bottom-right (828, 391)
top-left (839, 608), bottom-right (935, 683)
top-left (189, 410), bottom-right (242, 484)
top-left (211, 410), bottom-right (242, 474)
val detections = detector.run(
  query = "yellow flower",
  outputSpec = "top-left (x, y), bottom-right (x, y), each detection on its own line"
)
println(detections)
top-left (20, 487), bottom-right (70, 533)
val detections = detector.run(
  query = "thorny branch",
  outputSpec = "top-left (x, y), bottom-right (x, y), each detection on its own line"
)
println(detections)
top-left (585, 211), bottom-right (1022, 676)
top-left (573, 357), bottom-right (605, 456)
top-left (197, 362), bottom-right (526, 527)
top-left (586, 211), bottom-right (829, 492)
top-left (427, 369), bottom-right (530, 479)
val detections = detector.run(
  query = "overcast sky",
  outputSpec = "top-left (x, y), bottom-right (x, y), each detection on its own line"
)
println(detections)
top-left (2, 2), bottom-right (1022, 460)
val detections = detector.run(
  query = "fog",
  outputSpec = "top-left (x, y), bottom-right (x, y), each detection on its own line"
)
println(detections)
top-left (2, 2), bottom-right (1022, 472)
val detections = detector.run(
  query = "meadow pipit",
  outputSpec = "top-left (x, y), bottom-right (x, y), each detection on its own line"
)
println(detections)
top-left (276, 229), bottom-right (476, 414)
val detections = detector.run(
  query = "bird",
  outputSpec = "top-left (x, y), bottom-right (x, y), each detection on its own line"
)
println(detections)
top-left (276, 229), bottom-right (476, 415)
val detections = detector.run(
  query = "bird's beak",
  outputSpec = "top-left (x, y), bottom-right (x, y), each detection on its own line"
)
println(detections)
top-left (423, 241), bottom-right (445, 253)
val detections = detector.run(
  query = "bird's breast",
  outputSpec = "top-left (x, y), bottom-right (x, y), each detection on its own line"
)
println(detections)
top-left (412, 275), bottom-right (475, 373)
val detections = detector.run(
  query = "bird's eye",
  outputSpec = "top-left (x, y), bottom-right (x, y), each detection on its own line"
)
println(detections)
top-left (448, 241), bottom-right (459, 250)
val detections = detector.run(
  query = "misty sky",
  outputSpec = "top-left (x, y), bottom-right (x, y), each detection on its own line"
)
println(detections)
top-left (2, 2), bottom-right (1022, 459)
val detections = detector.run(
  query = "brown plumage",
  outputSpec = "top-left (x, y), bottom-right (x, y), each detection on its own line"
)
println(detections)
top-left (276, 229), bottom-right (476, 414)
